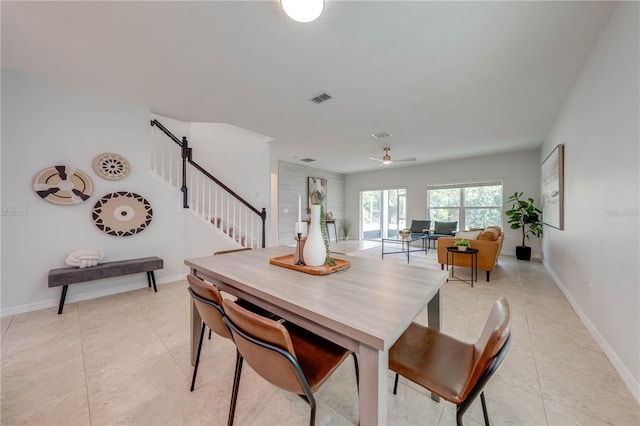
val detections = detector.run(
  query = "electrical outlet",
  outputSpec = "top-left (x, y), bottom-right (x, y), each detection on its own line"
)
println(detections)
top-left (1, 204), bottom-right (27, 216)
top-left (283, 208), bottom-right (289, 214)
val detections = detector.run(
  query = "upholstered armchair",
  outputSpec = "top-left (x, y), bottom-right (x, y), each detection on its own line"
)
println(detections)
top-left (428, 221), bottom-right (458, 248)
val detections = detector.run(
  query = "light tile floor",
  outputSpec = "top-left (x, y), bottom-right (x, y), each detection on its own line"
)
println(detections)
top-left (1, 241), bottom-right (638, 425)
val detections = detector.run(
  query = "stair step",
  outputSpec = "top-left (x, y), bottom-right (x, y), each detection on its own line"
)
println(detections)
top-left (209, 216), bottom-right (248, 248)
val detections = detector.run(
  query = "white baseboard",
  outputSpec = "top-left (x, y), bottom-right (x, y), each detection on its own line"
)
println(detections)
top-left (0, 274), bottom-right (186, 317)
top-left (542, 259), bottom-right (640, 404)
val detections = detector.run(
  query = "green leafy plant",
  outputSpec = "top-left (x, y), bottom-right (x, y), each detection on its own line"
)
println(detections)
top-left (318, 203), bottom-right (336, 266)
top-left (505, 192), bottom-right (543, 247)
top-left (453, 239), bottom-right (471, 247)
top-left (339, 218), bottom-right (352, 239)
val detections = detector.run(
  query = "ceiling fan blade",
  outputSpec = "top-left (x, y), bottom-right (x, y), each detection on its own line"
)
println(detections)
top-left (369, 157), bottom-right (384, 162)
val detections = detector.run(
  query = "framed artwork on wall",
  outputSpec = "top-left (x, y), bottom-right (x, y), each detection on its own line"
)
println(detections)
top-left (308, 177), bottom-right (327, 212)
top-left (541, 144), bottom-right (564, 230)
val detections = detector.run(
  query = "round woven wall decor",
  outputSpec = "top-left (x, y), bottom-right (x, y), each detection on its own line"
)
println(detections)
top-left (92, 192), bottom-right (153, 237)
top-left (92, 152), bottom-right (130, 180)
top-left (33, 166), bottom-right (93, 205)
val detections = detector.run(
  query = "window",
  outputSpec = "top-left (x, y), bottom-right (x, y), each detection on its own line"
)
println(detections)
top-left (427, 181), bottom-right (502, 231)
top-left (360, 188), bottom-right (406, 239)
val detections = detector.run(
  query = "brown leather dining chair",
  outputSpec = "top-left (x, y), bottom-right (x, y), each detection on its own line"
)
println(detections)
top-left (188, 271), bottom-right (280, 392)
top-left (222, 298), bottom-right (359, 426)
top-left (207, 247), bottom-right (278, 341)
top-left (187, 273), bottom-right (233, 392)
top-left (389, 297), bottom-right (511, 426)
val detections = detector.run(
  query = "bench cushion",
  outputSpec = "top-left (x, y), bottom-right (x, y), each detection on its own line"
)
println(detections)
top-left (48, 256), bottom-right (163, 287)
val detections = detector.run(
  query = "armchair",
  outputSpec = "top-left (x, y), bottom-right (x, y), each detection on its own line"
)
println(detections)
top-left (428, 221), bottom-right (458, 248)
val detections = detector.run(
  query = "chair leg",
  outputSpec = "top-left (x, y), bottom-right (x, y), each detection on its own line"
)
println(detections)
top-left (486, 271), bottom-right (490, 281)
top-left (190, 323), bottom-right (206, 392)
top-left (308, 396), bottom-right (317, 426)
top-left (480, 392), bottom-right (490, 426)
top-left (228, 351), bottom-right (244, 426)
top-left (208, 328), bottom-right (212, 340)
top-left (456, 406), bottom-right (464, 426)
top-left (393, 373), bottom-right (399, 395)
top-left (350, 352), bottom-right (359, 391)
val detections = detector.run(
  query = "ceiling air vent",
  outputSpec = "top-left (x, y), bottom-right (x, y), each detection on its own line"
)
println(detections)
top-left (372, 130), bottom-right (392, 139)
top-left (300, 158), bottom-right (316, 163)
top-left (309, 92), bottom-right (332, 104)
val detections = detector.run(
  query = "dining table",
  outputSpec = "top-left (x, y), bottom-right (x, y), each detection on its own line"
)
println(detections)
top-left (185, 245), bottom-right (447, 425)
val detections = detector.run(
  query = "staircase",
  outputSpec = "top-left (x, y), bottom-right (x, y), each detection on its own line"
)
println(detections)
top-left (150, 119), bottom-right (266, 249)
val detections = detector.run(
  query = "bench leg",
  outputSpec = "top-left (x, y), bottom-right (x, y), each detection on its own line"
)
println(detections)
top-left (147, 271), bottom-right (158, 292)
top-left (57, 285), bottom-right (69, 315)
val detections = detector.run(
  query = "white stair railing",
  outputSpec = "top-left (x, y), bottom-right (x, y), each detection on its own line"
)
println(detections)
top-left (150, 120), bottom-right (265, 249)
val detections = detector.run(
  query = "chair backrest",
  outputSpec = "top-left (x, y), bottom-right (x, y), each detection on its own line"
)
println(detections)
top-left (410, 220), bottom-right (431, 233)
top-left (222, 298), bottom-right (308, 395)
top-left (187, 274), bottom-right (231, 339)
top-left (434, 221), bottom-right (458, 235)
top-left (463, 297), bottom-right (511, 399)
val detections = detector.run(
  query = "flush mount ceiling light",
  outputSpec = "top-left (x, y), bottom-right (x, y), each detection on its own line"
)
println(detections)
top-left (281, 0), bottom-right (325, 23)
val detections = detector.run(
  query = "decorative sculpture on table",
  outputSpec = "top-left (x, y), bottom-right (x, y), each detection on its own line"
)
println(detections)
top-left (303, 204), bottom-right (326, 266)
top-left (303, 203), bottom-right (336, 267)
top-left (33, 166), bottom-right (93, 205)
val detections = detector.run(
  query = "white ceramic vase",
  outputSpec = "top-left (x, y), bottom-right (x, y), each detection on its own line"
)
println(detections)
top-left (303, 205), bottom-right (326, 267)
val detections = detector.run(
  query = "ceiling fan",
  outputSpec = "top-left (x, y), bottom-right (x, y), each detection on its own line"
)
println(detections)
top-left (369, 147), bottom-right (416, 165)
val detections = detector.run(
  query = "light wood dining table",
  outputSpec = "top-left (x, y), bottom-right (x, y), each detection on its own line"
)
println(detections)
top-left (185, 246), bottom-right (447, 425)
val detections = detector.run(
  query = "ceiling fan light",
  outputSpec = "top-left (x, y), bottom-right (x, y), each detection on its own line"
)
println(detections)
top-left (281, 0), bottom-right (325, 23)
top-left (383, 159), bottom-right (393, 165)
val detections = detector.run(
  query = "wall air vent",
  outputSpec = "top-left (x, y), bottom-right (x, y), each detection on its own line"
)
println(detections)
top-left (372, 131), bottom-right (392, 139)
top-left (309, 92), bottom-right (332, 104)
top-left (300, 158), bottom-right (316, 163)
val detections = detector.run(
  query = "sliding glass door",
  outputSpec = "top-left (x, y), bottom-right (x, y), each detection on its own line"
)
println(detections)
top-left (360, 188), bottom-right (406, 239)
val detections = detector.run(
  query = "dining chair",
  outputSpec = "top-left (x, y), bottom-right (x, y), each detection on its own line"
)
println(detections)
top-left (207, 247), bottom-right (278, 341)
top-left (389, 297), bottom-right (511, 426)
top-left (221, 298), bottom-right (359, 426)
top-left (187, 273), bottom-right (234, 392)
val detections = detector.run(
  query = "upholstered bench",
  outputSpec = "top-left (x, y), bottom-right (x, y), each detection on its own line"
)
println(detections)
top-left (48, 256), bottom-right (163, 314)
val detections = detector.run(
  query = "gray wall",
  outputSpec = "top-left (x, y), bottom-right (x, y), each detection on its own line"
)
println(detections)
top-left (541, 2), bottom-right (639, 400)
top-left (345, 149), bottom-right (542, 257)
top-left (277, 161), bottom-right (345, 245)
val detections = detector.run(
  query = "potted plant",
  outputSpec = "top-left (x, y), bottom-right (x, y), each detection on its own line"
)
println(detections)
top-left (453, 239), bottom-right (471, 251)
top-left (339, 218), bottom-right (352, 240)
top-left (505, 192), bottom-right (543, 261)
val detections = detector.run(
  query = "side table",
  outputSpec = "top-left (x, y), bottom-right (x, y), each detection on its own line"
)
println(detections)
top-left (446, 247), bottom-right (479, 287)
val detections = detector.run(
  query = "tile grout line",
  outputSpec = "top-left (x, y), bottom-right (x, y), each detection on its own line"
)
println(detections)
top-left (518, 259), bottom-right (552, 426)
top-left (75, 301), bottom-right (94, 426)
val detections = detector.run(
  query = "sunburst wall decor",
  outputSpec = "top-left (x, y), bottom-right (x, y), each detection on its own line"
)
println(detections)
top-left (92, 192), bottom-right (153, 236)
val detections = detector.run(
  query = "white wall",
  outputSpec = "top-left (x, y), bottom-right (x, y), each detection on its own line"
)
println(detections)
top-left (1, 69), bottom-right (185, 315)
top-left (188, 122), bottom-right (271, 214)
top-left (541, 2), bottom-right (639, 400)
top-left (345, 149), bottom-right (541, 257)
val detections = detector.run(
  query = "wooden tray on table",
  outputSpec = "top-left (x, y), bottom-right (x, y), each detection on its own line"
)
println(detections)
top-left (269, 254), bottom-right (350, 275)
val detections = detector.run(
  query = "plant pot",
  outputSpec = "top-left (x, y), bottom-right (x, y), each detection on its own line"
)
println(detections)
top-left (515, 246), bottom-right (531, 261)
top-left (457, 246), bottom-right (467, 252)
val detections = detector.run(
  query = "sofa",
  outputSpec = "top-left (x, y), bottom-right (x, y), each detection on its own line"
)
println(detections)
top-left (437, 226), bottom-right (503, 281)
